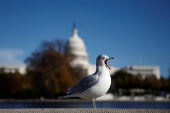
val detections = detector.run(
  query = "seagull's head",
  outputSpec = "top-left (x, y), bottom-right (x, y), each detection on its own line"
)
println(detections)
top-left (96, 54), bottom-right (114, 70)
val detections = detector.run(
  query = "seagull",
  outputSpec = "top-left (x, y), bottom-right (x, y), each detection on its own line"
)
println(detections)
top-left (59, 54), bottom-right (114, 108)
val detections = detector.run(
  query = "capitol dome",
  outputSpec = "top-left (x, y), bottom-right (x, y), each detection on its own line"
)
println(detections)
top-left (65, 26), bottom-right (89, 67)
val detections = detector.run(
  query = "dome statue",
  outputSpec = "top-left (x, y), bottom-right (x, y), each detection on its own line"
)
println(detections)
top-left (65, 25), bottom-right (89, 67)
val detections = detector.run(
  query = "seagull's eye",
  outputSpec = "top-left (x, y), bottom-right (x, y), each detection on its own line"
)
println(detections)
top-left (102, 57), bottom-right (105, 59)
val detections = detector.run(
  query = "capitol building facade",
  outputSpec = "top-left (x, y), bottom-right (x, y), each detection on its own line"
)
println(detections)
top-left (0, 26), bottom-right (160, 79)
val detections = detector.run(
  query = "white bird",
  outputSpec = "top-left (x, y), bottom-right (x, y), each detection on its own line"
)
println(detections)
top-left (59, 54), bottom-right (114, 108)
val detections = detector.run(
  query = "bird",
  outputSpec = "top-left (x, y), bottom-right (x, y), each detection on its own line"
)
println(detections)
top-left (59, 54), bottom-right (114, 108)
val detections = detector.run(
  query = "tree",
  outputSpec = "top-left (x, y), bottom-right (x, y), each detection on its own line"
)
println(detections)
top-left (160, 77), bottom-right (169, 91)
top-left (6, 72), bottom-right (23, 95)
top-left (129, 75), bottom-right (137, 88)
top-left (144, 74), bottom-right (161, 90)
top-left (116, 76), bottom-right (123, 88)
top-left (0, 68), bottom-right (8, 98)
top-left (111, 71), bottom-right (161, 91)
top-left (25, 39), bottom-right (80, 94)
top-left (136, 74), bottom-right (144, 88)
top-left (168, 77), bottom-right (170, 91)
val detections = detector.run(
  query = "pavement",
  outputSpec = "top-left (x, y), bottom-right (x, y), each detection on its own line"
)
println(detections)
top-left (0, 109), bottom-right (170, 113)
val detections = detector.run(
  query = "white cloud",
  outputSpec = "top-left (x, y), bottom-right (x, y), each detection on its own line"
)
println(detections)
top-left (0, 49), bottom-right (24, 64)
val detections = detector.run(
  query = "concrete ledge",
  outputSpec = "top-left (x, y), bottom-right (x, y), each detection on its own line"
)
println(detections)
top-left (0, 109), bottom-right (170, 113)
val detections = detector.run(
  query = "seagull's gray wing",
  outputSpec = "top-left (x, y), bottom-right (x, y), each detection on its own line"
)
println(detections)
top-left (67, 74), bottom-right (98, 94)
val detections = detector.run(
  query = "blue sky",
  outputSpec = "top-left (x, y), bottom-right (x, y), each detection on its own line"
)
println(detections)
top-left (0, 0), bottom-right (170, 78)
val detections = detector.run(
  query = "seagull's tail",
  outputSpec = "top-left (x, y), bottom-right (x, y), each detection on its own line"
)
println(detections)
top-left (57, 93), bottom-right (77, 99)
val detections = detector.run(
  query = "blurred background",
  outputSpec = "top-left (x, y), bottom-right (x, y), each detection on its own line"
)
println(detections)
top-left (0, 0), bottom-right (170, 108)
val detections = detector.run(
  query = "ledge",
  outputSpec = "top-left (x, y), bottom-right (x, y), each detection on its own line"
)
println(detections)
top-left (0, 109), bottom-right (170, 113)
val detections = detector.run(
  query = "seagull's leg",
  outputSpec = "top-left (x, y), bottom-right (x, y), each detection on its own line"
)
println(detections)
top-left (92, 98), bottom-right (96, 108)
top-left (93, 98), bottom-right (96, 108)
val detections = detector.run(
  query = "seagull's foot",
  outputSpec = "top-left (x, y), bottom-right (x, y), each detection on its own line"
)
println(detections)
top-left (92, 98), bottom-right (96, 109)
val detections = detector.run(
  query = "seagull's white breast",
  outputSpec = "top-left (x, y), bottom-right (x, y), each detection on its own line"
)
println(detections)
top-left (80, 66), bottom-right (111, 99)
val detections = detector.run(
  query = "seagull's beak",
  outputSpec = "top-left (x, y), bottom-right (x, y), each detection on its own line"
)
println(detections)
top-left (109, 57), bottom-right (115, 60)
top-left (104, 57), bottom-right (114, 70)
